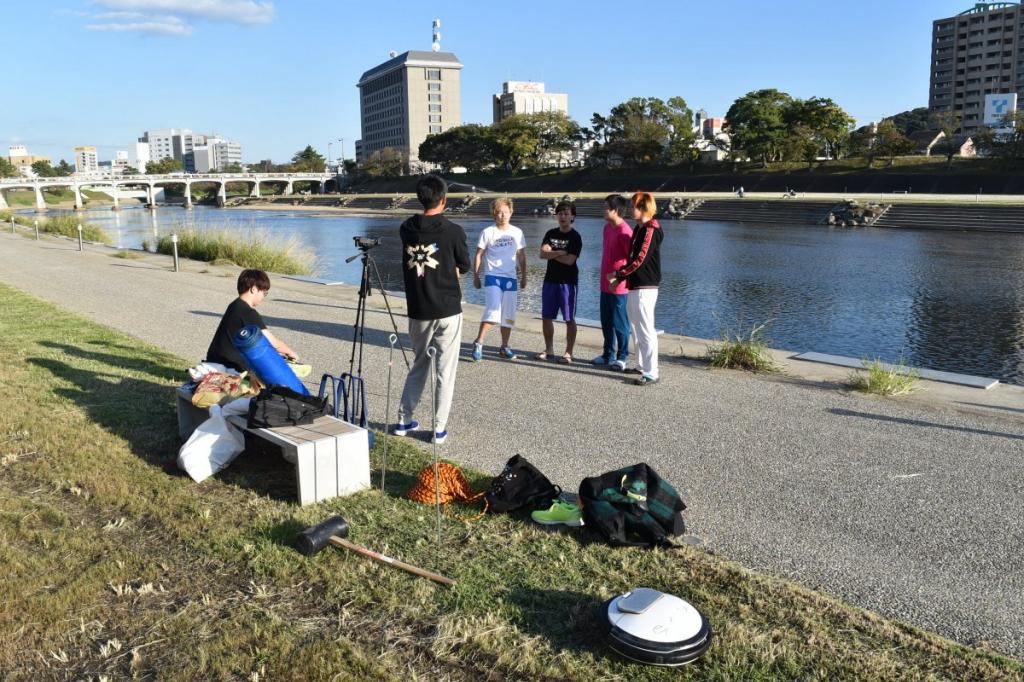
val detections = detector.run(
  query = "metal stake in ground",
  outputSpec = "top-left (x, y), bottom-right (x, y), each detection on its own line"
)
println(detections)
top-left (380, 333), bottom-right (398, 505)
top-left (77, 224), bottom-right (83, 251)
top-left (427, 345), bottom-right (441, 546)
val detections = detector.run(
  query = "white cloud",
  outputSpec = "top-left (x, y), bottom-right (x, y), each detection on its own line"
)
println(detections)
top-left (86, 16), bottom-right (193, 36)
top-left (91, 0), bottom-right (275, 25)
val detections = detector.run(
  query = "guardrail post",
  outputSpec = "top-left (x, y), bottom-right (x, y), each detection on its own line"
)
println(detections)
top-left (171, 232), bottom-right (180, 272)
top-left (34, 219), bottom-right (39, 240)
top-left (77, 224), bottom-right (83, 251)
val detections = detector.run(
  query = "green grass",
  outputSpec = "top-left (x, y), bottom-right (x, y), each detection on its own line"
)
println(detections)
top-left (110, 250), bottom-right (142, 260)
top-left (849, 358), bottom-right (921, 396)
top-left (155, 227), bottom-right (318, 275)
top-left (0, 210), bottom-right (110, 243)
top-left (0, 282), bottom-right (1020, 680)
top-left (704, 323), bottom-right (781, 373)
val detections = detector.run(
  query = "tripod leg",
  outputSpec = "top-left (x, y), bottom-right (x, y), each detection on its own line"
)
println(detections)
top-left (368, 255), bottom-right (411, 369)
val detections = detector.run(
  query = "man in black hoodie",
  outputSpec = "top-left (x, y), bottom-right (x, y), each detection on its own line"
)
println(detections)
top-left (395, 175), bottom-right (471, 444)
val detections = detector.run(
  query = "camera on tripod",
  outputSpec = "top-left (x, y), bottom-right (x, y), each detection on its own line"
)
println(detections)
top-left (353, 236), bottom-right (381, 250)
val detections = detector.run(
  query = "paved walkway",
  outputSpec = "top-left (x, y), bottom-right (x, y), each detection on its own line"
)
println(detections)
top-left (2, 231), bottom-right (1023, 659)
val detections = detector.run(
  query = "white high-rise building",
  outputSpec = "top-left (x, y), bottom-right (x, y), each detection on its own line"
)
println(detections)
top-left (140, 128), bottom-right (199, 170)
top-left (128, 141), bottom-right (150, 173)
top-left (192, 138), bottom-right (243, 172)
top-left (493, 81), bottom-right (569, 123)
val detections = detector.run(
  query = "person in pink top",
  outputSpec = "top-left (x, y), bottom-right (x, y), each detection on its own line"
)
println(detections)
top-left (591, 194), bottom-right (634, 371)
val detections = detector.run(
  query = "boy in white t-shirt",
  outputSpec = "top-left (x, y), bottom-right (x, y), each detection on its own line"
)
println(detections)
top-left (471, 197), bottom-right (526, 361)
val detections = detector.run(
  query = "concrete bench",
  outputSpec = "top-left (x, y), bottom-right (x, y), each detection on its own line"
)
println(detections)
top-left (177, 384), bottom-right (370, 505)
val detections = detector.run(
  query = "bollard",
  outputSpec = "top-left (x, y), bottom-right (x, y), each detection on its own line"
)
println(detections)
top-left (34, 219), bottom-right (39, 240)
top-left (77, 224), bottom-right (83, 251)
top-left (171, 232), bottom-right (180, 272)
top-left (10, 216), bottom-right (14, 234)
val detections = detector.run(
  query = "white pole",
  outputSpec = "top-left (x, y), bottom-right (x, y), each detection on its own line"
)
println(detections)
top-left (77, 224), bottom-right (83, 251)
top-left (171, 233), bottom-right (180, 271)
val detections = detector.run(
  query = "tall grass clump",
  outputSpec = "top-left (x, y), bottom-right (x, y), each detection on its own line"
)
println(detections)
top-left (705, 321), bottom-right (781, 373)
top-left (849, 357), bottom-right (921, 396)
top-left (1, 210), bottom-right (110, 243)
top-left (156, 227), bottom-right (318, 275)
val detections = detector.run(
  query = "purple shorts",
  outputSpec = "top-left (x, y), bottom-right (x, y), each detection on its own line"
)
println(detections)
top-left (542, 282), bottom-right (578, 321)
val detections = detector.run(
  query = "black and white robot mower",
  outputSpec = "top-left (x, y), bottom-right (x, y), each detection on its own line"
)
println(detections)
top-left (604, 588), bottom-right (712, 666)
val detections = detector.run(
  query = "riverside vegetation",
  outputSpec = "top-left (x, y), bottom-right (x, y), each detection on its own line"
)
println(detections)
top-left (849, 358), bottom-right (922, 397)
top-left (152, 227), bottom-right (317, 276)
top-left (704, 322), bottom-right (781, 373)
top-left (1, 210), bottom-right (110, 243)
top-left (1, 282), bottom-right (1020, 680)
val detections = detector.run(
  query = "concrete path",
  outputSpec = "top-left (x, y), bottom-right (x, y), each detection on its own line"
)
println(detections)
top-left (2, 231), bottom-right (1023, 659)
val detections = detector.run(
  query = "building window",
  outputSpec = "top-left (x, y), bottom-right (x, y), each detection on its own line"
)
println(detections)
top-left (429, 115), bottom-right (441, 123)
top-left (428, 104), bottom-right (442, 112)
top-left (428, 93), bottom-right (441, 102)
top-left (428, 82), bottom-right (441, 91)
top-left (429, 125), bottom-right (442, 134)
top-left (426, 69), bottom-right (441, 80)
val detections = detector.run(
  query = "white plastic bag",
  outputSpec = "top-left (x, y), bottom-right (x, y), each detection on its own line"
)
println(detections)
top-left (176, 404), bottom-right (245, 483)
top-left (187, 362), bottom-right (238, 382)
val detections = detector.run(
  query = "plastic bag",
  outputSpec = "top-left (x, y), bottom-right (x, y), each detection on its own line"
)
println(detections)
top-left (176, 404), bottom-right (245, 483)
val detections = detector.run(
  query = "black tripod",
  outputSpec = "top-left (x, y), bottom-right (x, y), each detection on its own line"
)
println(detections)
top-left (320, 237), bottom-right (409, 430)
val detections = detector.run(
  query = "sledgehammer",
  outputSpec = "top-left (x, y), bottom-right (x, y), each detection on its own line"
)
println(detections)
top-left (296, 515), bottom-right (455, 586)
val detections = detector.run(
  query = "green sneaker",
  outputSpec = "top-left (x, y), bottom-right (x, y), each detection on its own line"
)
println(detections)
top-left (531, 500), bottom-right (584, 527)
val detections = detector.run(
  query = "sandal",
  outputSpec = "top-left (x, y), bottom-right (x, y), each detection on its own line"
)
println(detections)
top-left (560, 353), bottom-right (573, 364)
top-left (536, 351), bottom-right (551, 361)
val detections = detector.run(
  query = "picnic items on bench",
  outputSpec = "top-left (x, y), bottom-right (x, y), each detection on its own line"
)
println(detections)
top-left (247, 385), bottom-right (329, 429)
top-left (232, 324), bottom-right (309, 395)
top-left (191, 371), bottom-right (261, 409)
top-left (177, 398), bottom-right (250, 482)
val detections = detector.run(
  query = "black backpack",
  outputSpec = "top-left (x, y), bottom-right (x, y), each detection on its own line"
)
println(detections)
top-left (579, 463), bottom-right (686, 548)
top-left (247, 386), bottom-right (329, 429)
top-left (486, 455), bottom-right (561, 513)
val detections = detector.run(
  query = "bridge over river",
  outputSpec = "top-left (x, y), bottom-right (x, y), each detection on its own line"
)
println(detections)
top-left (0, 171), bottom-right (338, 211)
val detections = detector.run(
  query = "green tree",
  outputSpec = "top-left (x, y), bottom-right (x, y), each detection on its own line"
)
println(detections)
top-left (784, 97), bottom-right (855, 161)
top-left (419, 124), bottom-right (498, 172)
top-left (290, 145), bottom-right (327, 172)
top-left (784, 124), bottom-right (822, 170)
top-left (360, 148), bottom-right (406, 178)
top-left (592, 97), bottom-right (694, 167)
top-left (929, 111), bottom-right (962, 169)
top-left (54, 159), bottom-right (74, 176)
top-left (492, 115), bottom-right (539, 172)
top-left (122, 165), bottom-right (139, 175)
top-left (0, 157), bottom-right (18, 178)
top-left (874, 119), bottom-right (914, 167)
top-left (974, 111), bottom-right (1024, 161)
top-left (525, 110), bottom-right (580, 169)
top-left (725, 89), bottom-right (793, 167)
top-left (146, 157), bottom-right (182, 174)
top-left (30, 160), bottom-right (55, 177)
top-left (887, 107), bottom-right (931, 136)
top-left (221, 162), bottom-right (244, 173)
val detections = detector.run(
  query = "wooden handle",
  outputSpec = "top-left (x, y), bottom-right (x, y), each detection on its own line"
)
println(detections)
top-left (330, 536), bottom-right (455, 586)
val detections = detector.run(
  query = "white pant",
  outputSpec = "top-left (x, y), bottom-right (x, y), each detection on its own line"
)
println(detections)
top-left (482, 284), bottom-right (518, 327)
top-left (627, 289), bottom-right (659, 379)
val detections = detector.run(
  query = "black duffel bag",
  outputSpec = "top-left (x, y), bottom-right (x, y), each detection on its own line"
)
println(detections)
top-left (486, 454), bottom-right (561, 513)
top-left (247, 386), bottom-right (329, 429)
top-left (579, 463), bottom-right (686, 548)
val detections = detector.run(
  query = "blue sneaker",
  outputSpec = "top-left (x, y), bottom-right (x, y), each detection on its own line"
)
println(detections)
top-left (471, 342), bottom-right (483, 362)
top-left (433, 430), bottom-right (448, 445)
top-left (591, 355), bottom-right (610, 366)
top-left (498, 346), bottom-right (517, 360)
top-left (394, 420), bottom-right (419, 436)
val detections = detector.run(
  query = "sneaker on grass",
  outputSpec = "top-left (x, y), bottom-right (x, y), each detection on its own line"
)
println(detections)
top-left (394, 420), bottom-right (419, 436)
top-left (531, 500), bottom-right (584, 527)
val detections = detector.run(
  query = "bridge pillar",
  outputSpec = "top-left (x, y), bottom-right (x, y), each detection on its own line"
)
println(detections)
top-left (73, 184), bottom-right (84, 210)
top-left (110, 185), bottom-right (120, 211)
top-left (318, 181), bottom-right (325, 194)
top-left (216, 181), bottom-right (227, 208)
top-left (251, 181), bottom-right (261, 199)
top-left (285, 180), bottom-right (294, 195)
top-left (34, 185), bottom-right (46, 212)
top-left (184, 181), bottom-right (193, 209)
top-left (0, 190), bottom-right (8, 210)
top-left (147, 184), bottom-right (156, 209)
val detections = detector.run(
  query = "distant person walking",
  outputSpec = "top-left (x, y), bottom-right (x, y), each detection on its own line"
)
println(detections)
top-left (592, 194), bottom-right (633, 370)
top-left (538, 200), bottom-right (583, 363)
top-left (395, 175), bottom-right (471, 445)
top-left (608, 192), bottom-right (663, 386)
top-left (471, 197), bottom-right (526, 361)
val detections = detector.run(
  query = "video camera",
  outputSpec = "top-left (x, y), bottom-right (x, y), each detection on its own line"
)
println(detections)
top-left (353, 236), bottom-right (382, 250)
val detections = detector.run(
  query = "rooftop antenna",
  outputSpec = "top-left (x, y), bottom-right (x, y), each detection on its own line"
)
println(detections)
top-left (432, 18), bottom-right (441, 52)
top-left (389, 50), bottom-right (398, 58)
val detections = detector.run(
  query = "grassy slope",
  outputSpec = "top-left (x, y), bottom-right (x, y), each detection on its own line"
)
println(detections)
top-left (0, 282), bottom-right (1021, 680)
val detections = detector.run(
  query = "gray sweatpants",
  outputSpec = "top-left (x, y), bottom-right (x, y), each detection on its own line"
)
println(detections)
top-left (398, 313), bottom-right (463, 433)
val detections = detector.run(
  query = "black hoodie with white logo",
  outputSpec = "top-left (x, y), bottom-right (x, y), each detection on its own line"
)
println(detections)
top-left (400, 213), bottom-right (471, 320)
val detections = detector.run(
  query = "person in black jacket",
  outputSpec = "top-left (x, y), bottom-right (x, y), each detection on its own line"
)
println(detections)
top-left (206, 269), bottom-right (299, 372)
top-left (608, 192), bottom-right (663, 385)
top-left (395, 175), bottom-right (471, 444)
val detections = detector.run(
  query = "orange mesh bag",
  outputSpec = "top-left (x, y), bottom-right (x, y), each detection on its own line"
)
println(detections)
top-left (407, 462), bottom-right (488, 520)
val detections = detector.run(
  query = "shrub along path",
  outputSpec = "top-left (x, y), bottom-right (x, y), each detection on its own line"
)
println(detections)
top-left (1, 232), bottom-right (1023, 665)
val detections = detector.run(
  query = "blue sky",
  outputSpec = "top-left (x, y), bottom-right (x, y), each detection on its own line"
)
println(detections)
top-left (1, 0), bottom-right (988, 165)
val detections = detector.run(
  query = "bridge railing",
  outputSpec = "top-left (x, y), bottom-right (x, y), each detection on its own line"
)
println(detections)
top-left (0, 171), bottom-right (335, 186)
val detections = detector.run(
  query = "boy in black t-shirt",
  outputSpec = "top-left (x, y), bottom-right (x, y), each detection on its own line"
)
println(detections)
top-left (205, 269), bottom-right (298, 372)
top-left (538, 200), bottom-right (583, 363)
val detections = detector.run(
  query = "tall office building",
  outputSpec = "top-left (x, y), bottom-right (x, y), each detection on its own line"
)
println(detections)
top-left (7, 145), bottom-right (50, 177)
top-left (492, 81), bottom-right (568, 123)
top-left (140, 128), bottom-right (200, 170)
top-left (356, 50), bottom-right (463, 165)
top-left (192, 138), bottom-right (243, 172)
top-left (929, 2), bottom-right (1024, 134)
top-left (74, 146), bottom-right (98, 173)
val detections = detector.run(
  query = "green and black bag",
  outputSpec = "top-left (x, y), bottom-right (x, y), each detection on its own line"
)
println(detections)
top-left (578, 463), bottom-right (686, 548)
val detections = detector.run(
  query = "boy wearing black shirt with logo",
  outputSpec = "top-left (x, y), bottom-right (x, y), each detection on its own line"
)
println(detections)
top-left (538, 200), bottom-right (583, 363)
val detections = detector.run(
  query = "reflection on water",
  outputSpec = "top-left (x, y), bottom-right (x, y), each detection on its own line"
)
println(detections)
top-left (69, 205), bottom-right (1024, 384)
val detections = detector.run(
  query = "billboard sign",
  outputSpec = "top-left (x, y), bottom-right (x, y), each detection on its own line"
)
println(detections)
top-left (983, 93), bottom-right (1017, 130)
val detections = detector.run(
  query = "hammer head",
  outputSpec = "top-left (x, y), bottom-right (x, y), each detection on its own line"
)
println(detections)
top-left (296, 515), bottom-right (349, 556)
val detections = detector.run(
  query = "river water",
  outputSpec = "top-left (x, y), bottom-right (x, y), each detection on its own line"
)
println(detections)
top-left (76, 205), bottom-right (1024, 385)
